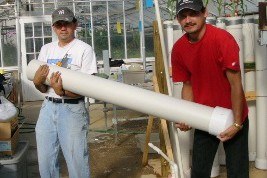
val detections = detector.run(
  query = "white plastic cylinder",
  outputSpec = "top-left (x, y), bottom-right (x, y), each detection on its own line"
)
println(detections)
top-left (225, 16), bottom-right (244, 86)
top-left (243, 15), bottom-right (256, 161)
top-left (173, 20), bottom-right (184, 44)
top-left (173, 83), bottom-right (191, 178)
top-left (163, 20), bottom-right (174, 68)
top-left (254, 15), bottom-right (267, 170)
top-left (211, 151), bottom-right (220, 177)
top-left (27, 60), bottom-right (234, 136)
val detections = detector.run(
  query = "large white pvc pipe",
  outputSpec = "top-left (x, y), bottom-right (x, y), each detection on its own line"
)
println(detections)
top-left (173, 20), bottom-right (184, 44)
top-left (211, 151), bottom-right (220, 177)
top-left (27, 60), bottom-right (234, 136)
top-left (254, 15), bottom-right (267, 170)
top-left (163, 20), bottom-right (174, 68)
top-left (242, 15), bottom-right (256, 161)
top-left (207, 15), bottom-right (220, 177)
top-left (173, 83), bottom-right (191, 178)
top-left (225, 16), bottom-right (244, 86)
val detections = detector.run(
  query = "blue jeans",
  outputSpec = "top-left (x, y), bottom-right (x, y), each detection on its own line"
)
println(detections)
top-left (35, 99), bottom-right (90, 178)
top-left (191, 118), bottom-right (249, 178)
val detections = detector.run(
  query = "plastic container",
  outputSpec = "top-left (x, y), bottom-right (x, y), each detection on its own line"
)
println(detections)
top-left (0, 141), bottom-right (29, 178)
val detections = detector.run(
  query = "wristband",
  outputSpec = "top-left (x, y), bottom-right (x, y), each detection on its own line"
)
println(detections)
top-left (233, 122), bottom-right (243, 130)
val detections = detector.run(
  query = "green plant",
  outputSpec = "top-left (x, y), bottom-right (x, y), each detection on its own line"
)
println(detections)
top-left (166, 0), bottom-right (176, 20)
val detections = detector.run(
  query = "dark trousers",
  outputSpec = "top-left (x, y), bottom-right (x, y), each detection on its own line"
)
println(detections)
top-left (191, 118), bottom-right (249, 178)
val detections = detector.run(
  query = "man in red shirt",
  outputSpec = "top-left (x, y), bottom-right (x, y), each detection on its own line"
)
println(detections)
top-left (171, 0), bottom-right (249, 177)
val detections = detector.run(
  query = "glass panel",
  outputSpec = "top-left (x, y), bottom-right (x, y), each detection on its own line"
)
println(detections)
top-left (127, 30), bottom-right (140, 58)
top-left (94, 29), bottom-right (108, 61)
top-left (34, 22), bottom-right (43, 37)
top-left (26, 54), bottom-right (35, 64)
top-left (44, 37), bottom-right (52, 45)
top-left (25, 23), bottom-right (33, 38)
top-left (111, 32), bottom-right (124, 59)
top-left (43, 22), bottom-right (52, 36)
top-left (35, 38), bottom-right (43, 52)
top-left (26, 38), bottom-right (34, 53)
top-left (1, 27), bottom-right (17, 67)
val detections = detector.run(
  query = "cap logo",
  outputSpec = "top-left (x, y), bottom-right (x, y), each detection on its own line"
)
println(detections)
top-left (58, 10), bottom-right (65, 15)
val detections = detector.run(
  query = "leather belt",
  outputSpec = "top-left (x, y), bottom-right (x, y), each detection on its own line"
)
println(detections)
top-left (45, 96), bottom-right (84, 104)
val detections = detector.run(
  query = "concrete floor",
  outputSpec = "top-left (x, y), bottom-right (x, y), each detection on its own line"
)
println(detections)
top-left (11, 101), bottom-right (267, 177)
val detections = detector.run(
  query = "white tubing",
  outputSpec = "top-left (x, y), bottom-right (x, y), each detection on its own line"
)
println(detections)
top-left (148, 143), bottom-right (179, 178)
top-left (173, 20), bottom-right (184, 44)
top-left (218, 142), bottom-right (226, 165)
top-left (225, 16), bottom-right (244, 86)
top-left (173, 83), bottom-right (191, 178)
top-left (243, 15), bottom-right (256, 161)
top-left (211, 151), bottom-right (220, 177)
top-left (254, 15), bottom-right (267, 170)
top-left (216, 17), bottom-right (226, 29)
top-left (163, 20), bottom-right (174, 68)
top-left (27, 60), bottom-right (234, 136)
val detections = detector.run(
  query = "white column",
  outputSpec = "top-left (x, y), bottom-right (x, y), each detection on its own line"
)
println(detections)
top-left (243, 15), bottom-right (256, 161)
top-left (254, 15), bottom-right (267, 170)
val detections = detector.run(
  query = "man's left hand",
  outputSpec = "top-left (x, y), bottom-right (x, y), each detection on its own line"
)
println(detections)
top-left (217, 125), bottom-right (240, 142)
top-left (50, 71), bottom-right (64, 96)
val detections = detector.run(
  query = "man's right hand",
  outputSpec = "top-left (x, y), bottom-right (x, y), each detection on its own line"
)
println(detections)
top-left (33, 65), bottom-right (49, 86)
top-left (175, 122), bottom-right (192, 131)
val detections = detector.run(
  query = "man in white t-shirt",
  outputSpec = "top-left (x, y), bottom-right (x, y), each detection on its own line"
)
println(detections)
top-left (33, 7), bottom-right (97, 178)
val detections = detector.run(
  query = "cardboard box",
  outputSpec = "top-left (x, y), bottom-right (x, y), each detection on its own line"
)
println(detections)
top-left (0, 128), bottom-right (19, 156)
top-left (0, 117), bottom-right (18, 139)
top-left (122, 70), bottom-right (145, 84)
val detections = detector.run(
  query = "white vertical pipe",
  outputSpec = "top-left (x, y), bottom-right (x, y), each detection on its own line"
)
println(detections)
top-left (173, 83), bottom-right (192, 178)
top-left (163, 20), bottom-right (173, 68)
top-left (106, 1), bottom-right (111, 58)
top-left (207, 15), bottom-right (220, 177)
top-left (0, 27), bottom-right (3, 67)
top-left (254, 15), bottom-right (267, 170)
top-left (172, 20), bottom-right (191, 178)
top-left (242, 15), bottom-right (256, 161)
top-left (15, 0), bottom-right (21, 107)
top-left (154, 1), bottom-right (184, 177)
top-left (216, 17), bottom-right (226, 29)
top-left (140, 0), bottom-right (146, 69)
top-left (90, 2), bottom-right (94, 50)
top-left (216, 17), bottom-right (226, 166)
top-left (122, 1), bottom-right (127, 59)
top-left (211, 151), bottom-right (220, 177)
top-left (225, 16), bottom-right (244, 86)
top-left (173, 19), bottom-right (184, 43)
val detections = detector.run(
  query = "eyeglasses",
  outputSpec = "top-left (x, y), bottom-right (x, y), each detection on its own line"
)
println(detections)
top-left (53, 21), bottom-right (73, 29)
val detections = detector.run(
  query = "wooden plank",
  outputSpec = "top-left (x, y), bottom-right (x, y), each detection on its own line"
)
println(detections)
top-left (141, 115), bottom-right (154, 166)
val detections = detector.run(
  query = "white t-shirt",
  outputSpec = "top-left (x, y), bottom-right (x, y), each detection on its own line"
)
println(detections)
top-left (38, 38), bottom-right (97, 98)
